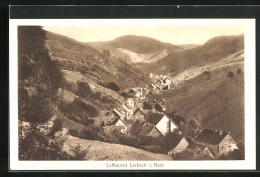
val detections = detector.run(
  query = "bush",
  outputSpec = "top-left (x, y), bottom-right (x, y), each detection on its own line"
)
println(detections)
top-left (79, 67), bottom-right (87, 75)
top-left (173, 149), bottom-right (195, 160)
top-left (81, 129), bottom-right (99, 140)
top-left (77, 81), bottom-right (92, 99)
top-left (101, 96), bottom-right (114, 104)
top-left (99, 82), bottom-right (120, 92)
top-left (68, 129), bottom-right (80, 137)
top-left (69, 144), bottom-right (87, 160)
top-left (120, 92), bottom-right (131, 98)
top-left (227, 71), bottom-right (234, 78)
top-left (92, 92), bottom-right (102, 100)
top-left (237, 68), bottom-right (243, 75)
top-left (203, 70), bottom-right (211, 78)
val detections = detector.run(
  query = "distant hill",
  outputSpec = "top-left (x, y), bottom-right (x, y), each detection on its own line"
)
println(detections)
top-left (108, 35), bottom-right (181, 54)
top-left (89, 35), bottom-right (183, 63)
top-left (136, 34), bottom-right (244, 74)
top-left (177, 44), bottom-right (200, 50)
top-left (163, 53), bottom-right (244, 143)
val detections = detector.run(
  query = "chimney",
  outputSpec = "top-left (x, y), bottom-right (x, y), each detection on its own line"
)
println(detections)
top-left (167, 120), bottom-right (171, 134)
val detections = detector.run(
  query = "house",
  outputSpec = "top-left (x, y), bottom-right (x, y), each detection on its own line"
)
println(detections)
top-left (136, 99), bottom-right (145, 109)
top-left (122, 104), bottom-right (135, 120)
top-left (156, 79), bottom-right (164, 86)
top-left (128, 88), bottom-right (146, 99)
top-left (132, 107), bottom-right (146, 122)
top-left (149, 84), bottom-right (161, 93)
top-left (163, 77), bottom-right (172, 85)
top-left (194, 128), bottom-right (239, 157)
top-left (121, 98), bottom-right (139, 119)
top-left (112, 107), bottom-right (125, 119)
top-left (113, 117), bottom-right (128, 134)
top-left (161, 133), bottom-right (190, 155)
top-left (99, 110), bottom-right (120, 125)
top-left (130, 121), bottom-right (164, 139)
top-left (147, 113), bottom-right (178, 136)
top-left (125, 98), bottom-right (137, 109)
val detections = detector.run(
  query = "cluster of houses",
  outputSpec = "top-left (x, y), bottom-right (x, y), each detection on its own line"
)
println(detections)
top-left (149, 73), bottom-right (172, 93)
top-left (93, 74), bottom-right (239, 159)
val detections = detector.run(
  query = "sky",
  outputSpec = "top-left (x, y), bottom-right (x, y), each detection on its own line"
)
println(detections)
top-left (43, 25), bottom-right (244, 45)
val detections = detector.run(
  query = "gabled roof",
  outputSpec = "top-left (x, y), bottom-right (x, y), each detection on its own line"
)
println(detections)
top-left (112, 117), bottom-right (127, 126)
top-left (131, 121), bottom-right (154, 136)
top-left (133, 107), bottom-right (145, 116)
top-left (161, 133), bottom-right (185, 152)
top-left (128, 87), bottom-right (142, 93)
top-left (139, 123), bottom-right (155, 136)
top-left (123, 104), bottom-right (133, 111)
top-left (131, 121), bottom-right (145, 135)
top-left (195, 129), bottom-right (228, 145)
top-left (112, 108), bottom-right (123, 117)
top-left (147, 113), bottom-right (165, 125)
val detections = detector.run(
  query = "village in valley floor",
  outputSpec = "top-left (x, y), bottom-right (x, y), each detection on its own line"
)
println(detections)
top-left (17, 26), bottom-right (245, 161)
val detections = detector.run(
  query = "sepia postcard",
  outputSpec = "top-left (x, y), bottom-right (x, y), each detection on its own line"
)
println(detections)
top-left (9, 19), bottom-right (256, 170)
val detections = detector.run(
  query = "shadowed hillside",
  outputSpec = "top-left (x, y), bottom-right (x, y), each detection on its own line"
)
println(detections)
top-left (41, 30), bottom-right (152, 126)
top-left (136, 34), bottom-right (244, 74)
top-left (45, 32), bottom-right (149, 89)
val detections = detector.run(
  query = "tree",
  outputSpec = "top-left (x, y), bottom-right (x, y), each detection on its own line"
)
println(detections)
top-left (181, 117), bottom-right (201, 138)
top-left (18, 26), bottom-right (67, 160)
top-left (77, 81), bottom-right (92, 99)
top-left (227, 71), bottom-right (234, 78)
top-left (69, 144), bottom-right (87, 160)
top-left (103, 49), bottom-right (111, 58)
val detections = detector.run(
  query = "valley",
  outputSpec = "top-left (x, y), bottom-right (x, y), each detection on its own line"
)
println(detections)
top-left (18, 26), bottom-right (245, 161)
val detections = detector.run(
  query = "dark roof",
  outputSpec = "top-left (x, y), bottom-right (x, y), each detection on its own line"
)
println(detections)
top-left (139, 124), bottom-right (155, 136)
top-left (131, 121), bottom-right (154, 136)
top-left (133, 107), bottom-right (145, 116)
top-left (131, 121), bottom-right (144, 135)
top-left (195, 129), bottom-right (228, 145)
top-left (161, 133), bottom-right (184, 152)
top-left (147, 113), bottom-right (164, 125)
top-left (111, 117), bottom-right (127, 126)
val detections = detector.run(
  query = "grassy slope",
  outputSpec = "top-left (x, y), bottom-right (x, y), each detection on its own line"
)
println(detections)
top-left (163, 61), bottom-right (244, 143)
top-left (45, 31), bottom-right (149, 90)
top-left (43, 30), bottom-right (150, 126)
top-left (64, 135), bottom-right (172, 160)
top-left (137, 34), bottom-right (244, 74)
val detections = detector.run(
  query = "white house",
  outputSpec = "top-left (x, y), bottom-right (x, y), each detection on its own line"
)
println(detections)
top-left (147, 113), bottom-right (178, 136)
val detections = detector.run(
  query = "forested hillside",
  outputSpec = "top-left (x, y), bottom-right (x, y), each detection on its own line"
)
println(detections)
top-left (135, 34), bottom-right (244, 74)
